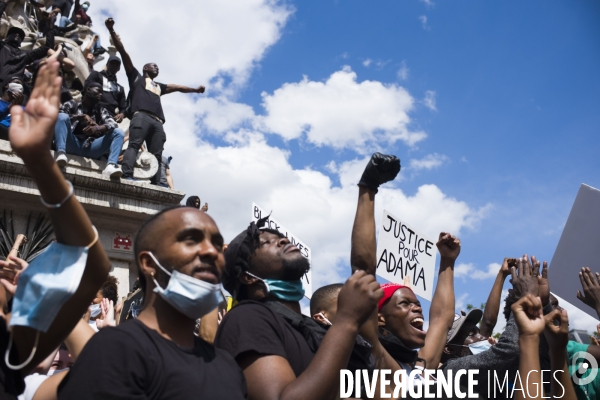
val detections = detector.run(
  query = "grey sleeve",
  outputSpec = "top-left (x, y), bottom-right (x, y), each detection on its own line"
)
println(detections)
top-left (442, 314), bottom-right (520, 398)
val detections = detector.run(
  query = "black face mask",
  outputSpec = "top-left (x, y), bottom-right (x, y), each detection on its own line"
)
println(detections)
top-left (378, 328), bottom-right (418, 364)
top-left (105, 70), bottom-right (118, 81)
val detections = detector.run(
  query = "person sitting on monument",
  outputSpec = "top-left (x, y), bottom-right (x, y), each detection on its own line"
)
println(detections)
top-left (0, 59), bottom-right (111, 399)
top-left (57, 206), bottom-right (248, 399)
top-left (54, 82), bottom-right (125, 178)
top-left (0, 2), bottom-right (55, 96)
top-left (84, 55), bottom-right (126, 123)
top-left (0, 80), bottom-right (24, 139)
top-left (216, 215), bottom-right (383, 400)
top-left (105, 17), bottom-right (206, 183)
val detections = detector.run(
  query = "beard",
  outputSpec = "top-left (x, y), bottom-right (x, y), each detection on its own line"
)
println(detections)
top-left (281, 255), bottom-right (310, 281)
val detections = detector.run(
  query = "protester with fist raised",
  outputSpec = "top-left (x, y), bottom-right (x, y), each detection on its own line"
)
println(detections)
top-left (351, 152), bottom-right (459, 374)
top-left (216, 216), bottom-right (383, 400)
top-left (105, 17), bottom-right (206, 184)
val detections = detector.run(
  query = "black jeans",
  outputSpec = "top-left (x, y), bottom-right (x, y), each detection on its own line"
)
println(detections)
top-left (122, 112), bottom-right (166, 183)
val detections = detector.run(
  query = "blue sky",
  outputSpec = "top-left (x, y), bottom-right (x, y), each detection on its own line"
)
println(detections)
top-left (93, 0), bottom-right (600, 332)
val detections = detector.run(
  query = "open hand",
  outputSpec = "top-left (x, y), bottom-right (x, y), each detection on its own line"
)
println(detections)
top-left (576, 267), bottom-right (600, 312)
top-left (96, 298), bottom-right (116, 329)
top-left (436, 232), bottom-right (461, 261)
top-left (512, 294), bottom-right (545, 337)
top-left (510, 255), bottom-right (540, 300)
top-left (201, 203), bottom-right (208, 212)
top-left (0, 256), bottom-right (29, 296)
top-left (9, 61), bottom-right (61, 160)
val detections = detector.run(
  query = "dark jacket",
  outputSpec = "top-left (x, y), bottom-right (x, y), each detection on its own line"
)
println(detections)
top-left (0, 3), bottom-right (54, 92)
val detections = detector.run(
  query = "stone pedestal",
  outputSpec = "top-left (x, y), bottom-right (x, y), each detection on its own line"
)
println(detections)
top-left (0, 139), bottom-right (185, 301)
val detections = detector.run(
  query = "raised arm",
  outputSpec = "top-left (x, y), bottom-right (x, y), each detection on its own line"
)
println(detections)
top-left (8, 61), bottom-right (111, 374)
top-left (543, 308), bottom-right (576, 399)
top-left (511, 293), bottom-right (545, 400)
top-left (479, 258), bottom-right (514, 337)
top-left (417, 233), bottom-right (459, 369)
top-left (351, 153), bottom-right (400, 274)
top-left (163, 84), bottom-right (205, 95)
top-left (105, 18), bottom-right (135, 76)
top-left (82, 34), bottom-right (97, 58)
top-left (577, 267), bottom-right (600, 319)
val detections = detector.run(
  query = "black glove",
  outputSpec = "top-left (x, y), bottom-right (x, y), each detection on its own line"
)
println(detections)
top-left (358, 153), bottom-right (401, 193)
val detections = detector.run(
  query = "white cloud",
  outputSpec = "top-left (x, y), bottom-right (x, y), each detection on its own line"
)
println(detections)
top-left (419, 15), bottom-right (430, 30)
top-left (259, 67), bottom-right (427, 151)
top-left (397, 60), bottom-right (409, 80)
top-left (87, 1), bottom-right (488, 292)
top-left (423, 90), bottom-right (437, 111)
top-left (455, 262), bottom-right (501, 280)
top-left (460, 156), bottom-right (468, 163)
top-left (409, 153), bottom-right (448, 171)
top-left (455, 293), bottom-right (469, 311)
top-left (420, 0), bottom-right (435, 8)
top-left (93, 0), bottom-right (293, 94)
top-left (362, 58), bottom-right (372, 67)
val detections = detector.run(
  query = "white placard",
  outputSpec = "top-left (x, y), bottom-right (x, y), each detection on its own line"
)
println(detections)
top-left (549, 184), bottom-right (600, 321)
top-left (252, 203), bottom-right (313, 298)
top-left (376, 209), bottom-right (437, 301)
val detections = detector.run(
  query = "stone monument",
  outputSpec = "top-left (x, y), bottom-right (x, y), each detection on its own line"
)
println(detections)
top-left (0, 139), bottom-right (185, 301)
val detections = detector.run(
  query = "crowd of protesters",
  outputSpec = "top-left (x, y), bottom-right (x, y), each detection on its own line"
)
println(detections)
top-left (0, 3), bottom-right (599, 400)
top-left (0, 1), bottom-right (205, 186)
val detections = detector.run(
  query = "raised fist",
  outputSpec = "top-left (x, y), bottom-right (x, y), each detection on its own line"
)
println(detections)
top-left (358, 152), bottom-right (401, 193)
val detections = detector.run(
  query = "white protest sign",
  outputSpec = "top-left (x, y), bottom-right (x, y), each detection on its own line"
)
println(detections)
top-left (252, 203), bottom-right (313, 298)
top-left (376, 209), bottom-right (437, 301)
top-left (549, 184), bottom-right (600, 321)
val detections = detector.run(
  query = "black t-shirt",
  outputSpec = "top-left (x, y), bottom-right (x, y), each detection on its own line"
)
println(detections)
top-left (215, 301), bottom-right (315, 377)
top-left (57, 319), bottom-right (247, 399)
top-left (127, 68), bottom-right (167, 122)
top-left (85, 71), bottom-right (127, 116)
top-left (0, 317), bottom-right (24, 399)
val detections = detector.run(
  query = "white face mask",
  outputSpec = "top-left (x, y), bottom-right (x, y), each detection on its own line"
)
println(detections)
top-left (89, 303), bottom-right (102, 318)
top-left (48, 367), bottom-right (68, 376)
top-left (6, 228), bottom-right (98, 371)
top-left (318, 312), bottom-right (333, 326)
top-left (468, 340), bottom-right (492, 355)
top-left (149, 252), bottom-right (225, 320)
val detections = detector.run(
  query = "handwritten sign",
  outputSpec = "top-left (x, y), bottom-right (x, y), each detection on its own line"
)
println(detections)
top-left (252, 203), bottom-right (313, 298)
top-left (550, 184), bottom-right (600, 320)
top-left (376, 209), bottom-right (436, 301)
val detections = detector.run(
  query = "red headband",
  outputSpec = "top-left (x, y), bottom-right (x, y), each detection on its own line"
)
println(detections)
top-left (378, 283), bottom-right (413, 311)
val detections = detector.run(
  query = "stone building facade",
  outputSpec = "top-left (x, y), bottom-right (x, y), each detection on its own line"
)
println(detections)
top-left (0, 139), bottom-right (185, 301)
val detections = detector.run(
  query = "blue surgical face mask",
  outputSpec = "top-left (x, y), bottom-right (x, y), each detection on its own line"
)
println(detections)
top-left (89, 303), bottom-right (101, 318)
top-left (245, 271), bottom-right (305, 302)
top-left (81, 4), bottom-right (89, 11)
top-left (468, 340), bottom-right (492, 355)
top-left (149, 252), bottom-right (224, 320)
top-left (6, 229), bottom-right (98, 370)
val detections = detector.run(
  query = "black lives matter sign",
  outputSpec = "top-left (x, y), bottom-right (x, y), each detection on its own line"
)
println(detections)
top-left (376, 209), bottom-right (436, 301)
top-left (252, 203), bottom-right (313, 298)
